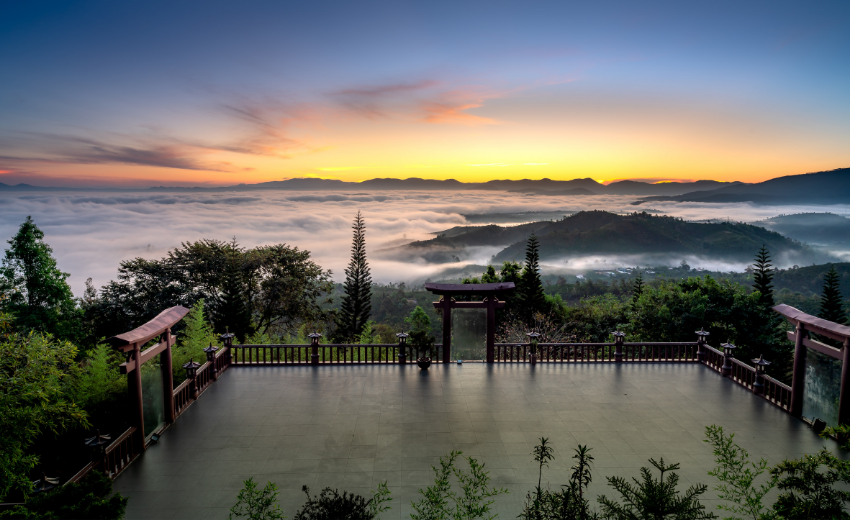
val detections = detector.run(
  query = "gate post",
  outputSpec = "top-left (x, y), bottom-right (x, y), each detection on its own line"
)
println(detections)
top-left (839, 337), bottom-right (850, 425)
top-left (790, 323), bottom-right (806, 417)
top-left (161, 329), bottom-right (175, 423)
top-left (441, 299), bottom-right (452, 364)
top-left (486, 298), bottom-right (497, 363)
top-left (130, 343), bottom-right (145, 453)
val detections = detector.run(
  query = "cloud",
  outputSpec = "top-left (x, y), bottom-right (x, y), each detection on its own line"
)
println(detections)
top-left (329, 80), bottom-right (439, 119)
top-left (421, 89), bottom-right (500, 125)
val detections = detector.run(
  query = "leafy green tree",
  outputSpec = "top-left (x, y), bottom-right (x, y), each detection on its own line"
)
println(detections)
top-left (410, 450), bottom-right (507, 520)
top-left (704, 425), bottom-right (776, 520)
top-left (0, 217), bottom-right (79, 341)
top-left (229, 477), bottom-right (286, 520)
top-left (357, 320), bottom-right (381, 344)
top-left (0, 325), bottom-right (89, 500)
top-left (172, 299), bottom-right (217, 382)
top-left (405, 305), bottom-right (432, 335)
top-left (0, 470), bottom-right (128, 520)
top-left (336, 211), bottom-right (372, 342)
top-left (71, 342), bottom-right (126, 409)
top-left (597, 458), bottom-right (715, 520)
top-left (769, 448), bottom-right (850, 519)
top-left (294, 482), bottom-right (391, 520)
top-left (752, 246), bottom-right (775, 308)
top-left (216, 248), bottom-right (253, 342)
top-left (818, 265), bottom-right (847, 325)
top-left (518, 233), bottom-right (546, 320)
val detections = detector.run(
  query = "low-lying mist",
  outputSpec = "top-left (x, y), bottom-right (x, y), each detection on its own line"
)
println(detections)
top-left (1, 189), bottom-right (849, 296)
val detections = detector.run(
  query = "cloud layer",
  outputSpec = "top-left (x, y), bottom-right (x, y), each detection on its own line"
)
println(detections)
top-left (1, 190), bottom-right (849, 297)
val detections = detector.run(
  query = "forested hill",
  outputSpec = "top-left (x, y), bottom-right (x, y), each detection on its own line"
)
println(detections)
top-left (491, 211), bottom-right (826, 263)
top-left (752, 213), bottom-right (850, 246)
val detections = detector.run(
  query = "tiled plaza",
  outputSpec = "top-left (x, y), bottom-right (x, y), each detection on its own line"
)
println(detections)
top-left (115, 362), bottom-right (836, 519)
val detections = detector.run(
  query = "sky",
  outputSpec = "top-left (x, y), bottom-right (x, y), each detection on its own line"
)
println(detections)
top-left (1, 0), bottom-right (849, 187)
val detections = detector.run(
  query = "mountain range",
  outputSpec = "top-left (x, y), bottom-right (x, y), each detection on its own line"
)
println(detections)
top-left (636, 168), bottom-right (850, 205)
top-left (378, 210), bottom-right (832, 265)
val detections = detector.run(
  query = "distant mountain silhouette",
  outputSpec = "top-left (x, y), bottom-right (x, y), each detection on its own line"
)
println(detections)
top-left (753, 213), bottom-right (850, 246)
top-left (636, 168), bottom-right (850, 205)
top-left (380, 210), bottom-right (833, 265)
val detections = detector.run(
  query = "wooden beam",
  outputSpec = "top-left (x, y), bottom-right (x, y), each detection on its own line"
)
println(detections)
top-left (787, 331), bottom-right (844, 360)
top-left (120, 339), bottom-right (168, 374)
top-left (433, 300), bottom-right (506, 309)
top-left (775, 304), bottom-right (850, 343)
top-left (108, 306), bottom-right (190, 351)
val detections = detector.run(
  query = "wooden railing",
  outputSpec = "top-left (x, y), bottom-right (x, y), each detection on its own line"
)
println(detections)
top-left (230, 343), bottom-right (446, 365)
top-left (495, 342), bottom-right (698, 362)
top-left (173, 379), bottom-right (192, 417)
top-left (65, 427), bottom-right (140, 485)
top-left (763, 375), bottom-right (792, 411)
top-left (703, 345), bottom-right (725, 372)
top-left (729, 358), bottom-right (757, 389)
top-left (196, 361), bottom-right (213, 394)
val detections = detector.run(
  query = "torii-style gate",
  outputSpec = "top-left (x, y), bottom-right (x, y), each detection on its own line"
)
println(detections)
top-left (775, 304), bottom-right (850, 424)
top-left (426, 282), bottom-right (516, 363)
top-left (107, 305), bottom-right (190, 453)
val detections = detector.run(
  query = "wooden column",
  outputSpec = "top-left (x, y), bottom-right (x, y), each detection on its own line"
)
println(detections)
top-left (486, 297), bottom-right (496, 364)
top-left (790, 323), bottom-right (807, 417)
top-left (130, 342), bottom-right (146, 453)
top-left (441, 299), bottom-right (452, 364)
top-left (161, 329), bottom-right (175, 423)
top-left (839, 337), bottom-right (850, 426)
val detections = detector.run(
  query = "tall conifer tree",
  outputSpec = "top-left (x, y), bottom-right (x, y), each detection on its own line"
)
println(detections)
top-left (216, 248), bottom-right (253, 342)
top-left (519, 233), bottom-right (546, 319)
top-left (753, 245), bottom-right (775, 308)
top-left (632, 272), bottom-right (645, 305)
top-left (336, 211), bottom-right (372, 341)
top-left (819, 266), bottom-right (847, 325)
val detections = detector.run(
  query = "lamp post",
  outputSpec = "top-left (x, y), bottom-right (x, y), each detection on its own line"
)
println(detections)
top-left (752, 355), bottom-right (771, 395)
top-left (721, 341), bottom-right (736, 377)
top-left (204, 342), bottom-right (220, 379)
top-left (219, 331), bottom-right (235, 365)
top-left (397, 331), bottom-right (409, 365)
top-left (308, 332), bottom-right (322, 366)
top-left (31, 473), bottom-right (59, 494)
top-left (85, 429), bottom-right (111, 472)
top-left (613, 331), bottom-right (625, 363)
top-left (526, 332), bottom-right (541, 365)
top-left (695, 327), bottom-right (710, 363)
top-left (183, 359), bottom-right (201, 399)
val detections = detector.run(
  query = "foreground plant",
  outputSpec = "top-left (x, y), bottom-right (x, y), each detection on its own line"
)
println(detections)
top-left (230, 478), bottom-right (286, 520)
top-left (597, 458), bottom-right (716, 520)
top-left (521, 439), bottom-right (599, 520)
top-left (770, 448), bottom-right (850, 519)
top-left (704, 425), bottom-right (776, 520)
top-left (0, 470), bottom-right (128, 520)
top-left (294, 482), bottom-right (391, 520)
top-left (819, 423), bottom-right (850, 450)
top-left (411, 450), bottom-right (507, 520)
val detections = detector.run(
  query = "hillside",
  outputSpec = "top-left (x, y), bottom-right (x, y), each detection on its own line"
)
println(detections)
top-left (752, 213), bottom-right (850, 246)
top-left (489, 211), bottom-right (829, 263)
top-left (638, 167), bottom-right (850, 205)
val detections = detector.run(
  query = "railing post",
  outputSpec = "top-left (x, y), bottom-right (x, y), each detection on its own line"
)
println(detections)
top-left (220, 332), bottom-right (235, 366)
top-left (721, 341), bottom-right (736, 377)
top-left (752, 355), bottom-right (770, 395)
top-left (204, 342), bottom-right (219, 380)
top-left (309, 332), bottom-right (322, 366)
top-left (696, 327), bottom-right (709, 363)
top-left (790, 323), bottom-right (806, 417)
top-left (397, 331), bottom-right (408, 365)
top-left (613, 331), bottom-right (625, 363)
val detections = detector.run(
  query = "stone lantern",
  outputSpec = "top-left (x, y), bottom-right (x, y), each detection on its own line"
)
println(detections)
top-left (183, 359), bottom-right (201, 398)
top-left (85, 429), bottom-right (111, 470)
top-left (31, 473), bottom-right (59, 494)
top-left (721, 341), bottom-right (736, 376)
top-left (396, 331), bottom-right (409, 365)
top-left (612, 330), bottom-right (626, 362)
top-left (526, 331), bottom-right (541, 365)
top-left (204, 342), bottom-right (219, 378)
top-left (751, 355), bottom-right (771, 394)
top-left (308, 332), bottom-right (322, 365)
top-left (695, 327), bottom-right (710, 362)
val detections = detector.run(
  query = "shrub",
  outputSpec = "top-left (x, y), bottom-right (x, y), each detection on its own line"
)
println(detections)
top-left (0, 470), bottom-right (128, 519)
top-left (229, 477), bottom-right (285, 520)
top-left (172, 299), bottom-right (217, 382)
top-left (597, 458), bottom-right (716, 520)
top-left (71, 342), bottom-right (126, 409)
top-left (770, 448), bottom-right (850, 519)
top-left (704, 425), bottom-right (776, 520)
top-left (520, 439), bottom-right (599, 520)
top-left (411, 450), bottom-right (507, 520)
top-left (293, 482), bottom-right (391, 520)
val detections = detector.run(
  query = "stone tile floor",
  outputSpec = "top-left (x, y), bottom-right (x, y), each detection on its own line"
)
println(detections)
top-left (115, 362), bottom-right (839, 519)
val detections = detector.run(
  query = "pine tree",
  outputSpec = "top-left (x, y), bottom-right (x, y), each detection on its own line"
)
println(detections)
top-left (753, 245), bottom-right (775, 308)
top-left (518, 233), bottom-right (546, 320)
top-left (632, 272), bottom-right (645, 305)
top-left (216, 249), bottom-right (253, 343)
top-left (336, 211), bottom-right (372, 342)
top-left (819, 266), bottom-right (847, 325)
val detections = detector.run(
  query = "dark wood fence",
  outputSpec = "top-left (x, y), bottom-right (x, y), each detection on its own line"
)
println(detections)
top-left (495, 342), bottom-right (698, 362)
top-left (230, 343), bottom-right (446, 366)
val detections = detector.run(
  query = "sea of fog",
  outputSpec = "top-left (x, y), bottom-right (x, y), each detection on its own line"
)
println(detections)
top-left (2, 190), bottom-right (849, 296)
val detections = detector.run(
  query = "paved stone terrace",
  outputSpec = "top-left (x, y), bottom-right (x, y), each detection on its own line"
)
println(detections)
top-left (115, 363), bottom-right (836, 519)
